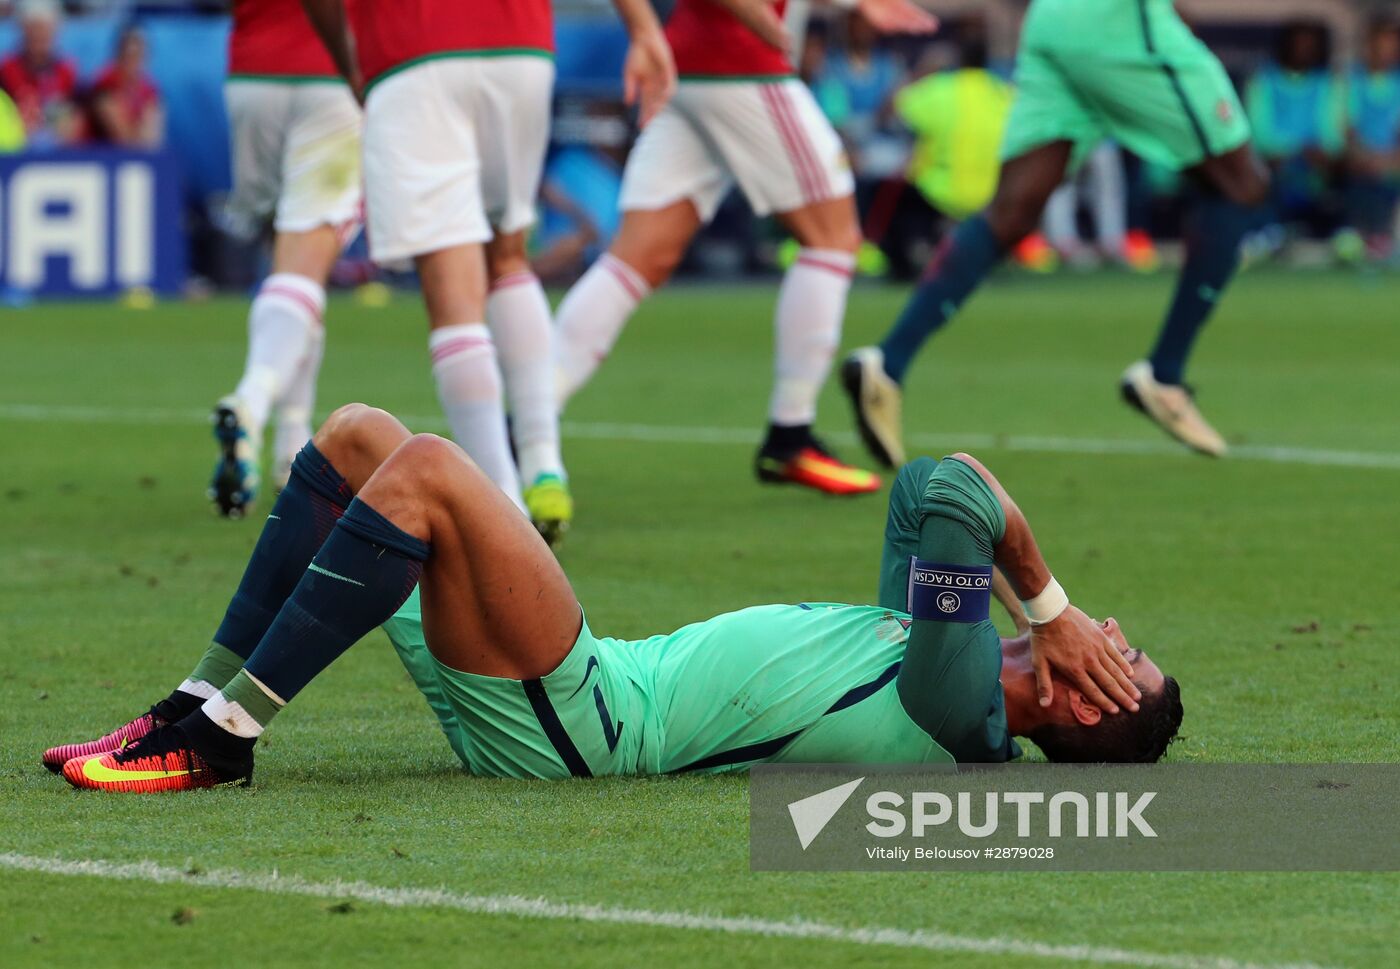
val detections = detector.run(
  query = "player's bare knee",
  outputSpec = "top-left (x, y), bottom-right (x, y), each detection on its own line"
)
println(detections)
top-left (810, 222), bottom-right (861, 255)
top-left (1230, 167), bottom-right (1271, 209)
top-left (618, 244), bottom-right (681, 289)
top-left (351, 434), bottom-right (456, 540)
top-left (1204, 150), bottom-right (1271, 208)
top-left (316, 402), bottom-right (376, 453)
top-left (986, 195), bottom-right (1041, 246)
top-left (316, 403), bottom-right (411, 486)
top-left (388, 434), bottom-right (468, 491)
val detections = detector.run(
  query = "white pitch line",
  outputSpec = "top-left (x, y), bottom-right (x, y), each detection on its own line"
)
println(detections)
top-left (3, 401), bottom-right (1399, 471)
top-left (0, 853), bottom-right (1334, 969)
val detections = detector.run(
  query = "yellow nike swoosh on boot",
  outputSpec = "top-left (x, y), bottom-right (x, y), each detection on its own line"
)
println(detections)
top-left (792, 454), bottom-right (879, 489)
top-left (81, 757), bottom-right (200, 783)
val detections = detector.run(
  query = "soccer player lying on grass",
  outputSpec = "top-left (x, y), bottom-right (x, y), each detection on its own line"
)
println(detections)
top-left (46, 404), bottom-right (1181, 791)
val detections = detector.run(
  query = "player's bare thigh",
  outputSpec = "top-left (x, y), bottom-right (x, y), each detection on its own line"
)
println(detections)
top-left (362, 435), bottom-right (581, 679)
top-left (313, 403), bottom-right (582, 680)
top-left (607, 199), bottom-right (704, 289)
top-left (775, 194), bottom-right (862, 254)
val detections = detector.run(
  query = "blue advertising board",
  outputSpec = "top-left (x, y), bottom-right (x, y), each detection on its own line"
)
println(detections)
top-left (0, 149), bottom-right (186, 297)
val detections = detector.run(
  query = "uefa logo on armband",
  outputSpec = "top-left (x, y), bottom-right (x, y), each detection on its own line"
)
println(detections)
top-left (937, 592), bottom-right (961, 614)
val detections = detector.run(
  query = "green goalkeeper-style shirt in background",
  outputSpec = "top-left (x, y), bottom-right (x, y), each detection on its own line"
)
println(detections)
top-left (382, 458), bottom-right (1019, 778)
top-left (896, 68), bottom-right (1013, 219)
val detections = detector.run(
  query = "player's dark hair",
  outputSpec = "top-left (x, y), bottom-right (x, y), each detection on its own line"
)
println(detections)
top-left (1029, 676), bottom-right (1183, 764)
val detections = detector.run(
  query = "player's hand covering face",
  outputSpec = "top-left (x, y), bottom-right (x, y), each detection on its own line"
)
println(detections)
top-left (1030, 605), bottom-right (1141, 715)
top-left (623, 26), bottom-right (677, 127)
top-left (857, 0), bottom-right (939, 36)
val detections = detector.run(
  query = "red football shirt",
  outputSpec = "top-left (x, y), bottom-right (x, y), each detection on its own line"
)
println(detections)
top-left (0, 54), bottom-right (78, 133)
top-left (228, 0), bottom-right (340, 79)
top-left (348, 0), bottom-right (554, 89)
top-left (87, 65), bottom-right (161, 143)
top-left (665, 0), bottom-right (793, 79)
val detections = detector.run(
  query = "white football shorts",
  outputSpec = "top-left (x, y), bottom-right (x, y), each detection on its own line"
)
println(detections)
top-left (361, 55), bottom-right (554, 263)
top-left (619, 77), bottom-right (854, 221)
top-left (224, 79), bottom-right (363, 238)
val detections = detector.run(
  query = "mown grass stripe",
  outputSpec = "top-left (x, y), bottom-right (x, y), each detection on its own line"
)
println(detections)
top-left (0, 853), bottom-right (1335, 969)
top-left (4, 403), bottom-right (1400, 472)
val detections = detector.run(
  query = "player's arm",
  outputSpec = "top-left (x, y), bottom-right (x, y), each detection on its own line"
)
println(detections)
top-left (299, 0), bottom-right (364, 102)
top-left (704, 0), bottom-right (935, 51)
top-left (888, 457), bottom-right (1018, 760)
top-left (609, 0), bottom-right (676, 127)
top-left (879, 458), bottom-right (1025, 632)
top-left (947, 453), bottom-right (1139, 714)
top-left (837, 0), bottom-right (937, 36)
top-left (993, 570), bottom-right (1031, 636)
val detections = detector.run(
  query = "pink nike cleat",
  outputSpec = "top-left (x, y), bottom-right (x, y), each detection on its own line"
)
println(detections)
top-left (41, 709), bottom-right (165, 773)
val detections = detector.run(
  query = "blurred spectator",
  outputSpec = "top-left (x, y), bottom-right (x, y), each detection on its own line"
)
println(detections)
top-left (0, 87), bottom-right (24, 152)
top-left (1343, 18), bottom-right (1400, 258)
top-left (86, 26), bottom-right (164, 147)
top-left (531, 103), bottom-right (628, 284)
top-left (0, 0), bottom-right (82, 147)
top-left (862, 25), bottom-right (1010, 278)
top-left (811, 13), bottom-right (905, 172)
top-left (1044, 142), bottom-right (1135, 270)
top-left (1246, 21), bottom-right (1346, 236)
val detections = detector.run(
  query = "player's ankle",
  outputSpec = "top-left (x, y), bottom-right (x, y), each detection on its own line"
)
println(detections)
top-left (152, 689), bottom-right (205, 724)
top-left (761, 422), bottom-right (815, 457)
top-left (181, 709), bottom-right (257, 769)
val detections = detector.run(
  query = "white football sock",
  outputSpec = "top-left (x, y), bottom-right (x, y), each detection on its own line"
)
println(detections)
top-left (429, 323), bottom-right (525, 510)
top-left (200, 691), bottom-right (267, 739)
top-left (175, 678), bottom-right (220, 701)
top-left (272, 322), bottom-right (326, 484)
top-left (486, 271), bottom-right (564, 484)
top-left (201, 671), bottom-right (284, 739)
top-left (233, 273), bottom-right (324, 431)
top-left (553, 253), bottom-right (650, 406)
top-left (769, 248), bottom-right (855, 426)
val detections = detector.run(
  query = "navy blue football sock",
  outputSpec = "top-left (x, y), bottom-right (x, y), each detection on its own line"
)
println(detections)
top-left (164, 444), bottom-right (353, 717)
top-left (1148, 194), bottom-right (1255, 385)
top-left (241, 497), bottom-right (429, 705)
top-left (878, 215), bottom-right (1005, 384)
top-left (210, 442), bottom-right (353, 660)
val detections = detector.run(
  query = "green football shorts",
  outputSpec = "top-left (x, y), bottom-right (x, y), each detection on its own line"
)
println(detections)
top-left (1000, 0), bottom-right (1251, 170)
top-left (382, 594), bottom-right (955, 778)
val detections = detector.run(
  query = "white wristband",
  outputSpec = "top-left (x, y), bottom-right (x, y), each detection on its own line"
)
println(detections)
top-left (1022, 577), bottom-right (1069, 626)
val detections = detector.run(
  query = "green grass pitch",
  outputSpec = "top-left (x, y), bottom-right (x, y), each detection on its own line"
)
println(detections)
top-left (1, 269), bottom-right (1398, 968)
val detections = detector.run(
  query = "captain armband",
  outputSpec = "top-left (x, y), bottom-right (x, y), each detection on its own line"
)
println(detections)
top-left (906, 557), bottom-right (993, 624)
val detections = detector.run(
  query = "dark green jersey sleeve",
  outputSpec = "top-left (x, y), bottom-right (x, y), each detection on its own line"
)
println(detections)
top-left (881, 458), bottom-right (1021, 763)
